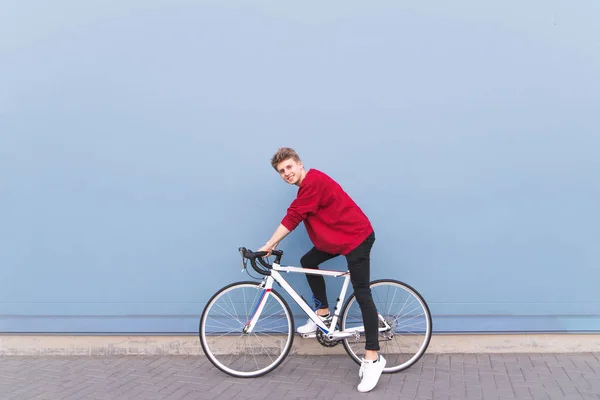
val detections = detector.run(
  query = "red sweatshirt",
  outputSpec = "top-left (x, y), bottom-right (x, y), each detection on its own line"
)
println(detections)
top-left (280, 169), bottom-right (373, 255)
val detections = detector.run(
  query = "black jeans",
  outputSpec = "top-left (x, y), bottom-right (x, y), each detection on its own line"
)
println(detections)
top-left (300, 231), bottom-right (379, 351)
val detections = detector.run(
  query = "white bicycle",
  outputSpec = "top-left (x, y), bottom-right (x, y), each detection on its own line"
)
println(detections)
top-left (199, 247), bottom-right (432, 378)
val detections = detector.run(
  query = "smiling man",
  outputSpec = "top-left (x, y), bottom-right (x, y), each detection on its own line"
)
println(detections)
top-left (257, 147), bottom-right (386, 393)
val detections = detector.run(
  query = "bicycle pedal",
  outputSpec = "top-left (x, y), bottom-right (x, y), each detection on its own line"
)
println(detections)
top-left (300, 333), bottom-right (316, 339)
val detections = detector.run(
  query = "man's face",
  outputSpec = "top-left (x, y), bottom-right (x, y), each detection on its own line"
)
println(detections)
top-left (276, 158), bottom-right (304, 185)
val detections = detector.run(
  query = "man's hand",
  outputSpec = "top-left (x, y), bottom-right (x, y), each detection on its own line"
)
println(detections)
top-left (257, 242), bottom-right (277, 257)
top-left (257, 224), bottom-right (290, 257)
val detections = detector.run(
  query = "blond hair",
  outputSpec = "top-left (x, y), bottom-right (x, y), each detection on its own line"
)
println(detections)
top-left (270, 147), bottom-right (301, 170)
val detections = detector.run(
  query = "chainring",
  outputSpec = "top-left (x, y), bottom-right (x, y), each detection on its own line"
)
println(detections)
top-left (315, 319), bottom-right (342, 348)
top-left (316, 329), bottom-right (341, 347)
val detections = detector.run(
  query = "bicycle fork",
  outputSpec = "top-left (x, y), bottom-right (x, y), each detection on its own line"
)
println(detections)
top-left (243, 278), bottom-right (274, 334)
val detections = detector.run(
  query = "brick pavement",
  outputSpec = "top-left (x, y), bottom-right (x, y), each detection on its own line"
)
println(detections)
top-left (0, 353), bottom-right (599, 399)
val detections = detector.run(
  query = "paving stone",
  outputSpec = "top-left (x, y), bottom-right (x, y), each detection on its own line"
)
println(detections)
top-left (0, 352), bottom-right (598, 399)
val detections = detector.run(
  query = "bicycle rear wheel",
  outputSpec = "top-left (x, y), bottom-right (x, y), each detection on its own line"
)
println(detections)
top-left (340, 279), bottom-right (432, 373)
top-left (199, 281), bottom-right (294, 378)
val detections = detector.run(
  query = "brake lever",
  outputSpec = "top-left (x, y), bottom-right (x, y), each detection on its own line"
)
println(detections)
top-left (239, 248), bottom-right (248, 272)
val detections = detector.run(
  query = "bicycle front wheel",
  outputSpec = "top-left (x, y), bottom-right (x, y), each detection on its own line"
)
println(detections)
top-left (199, 281), bottom-right (294, 378)
top-left (340, 279), bottom-right (432, 373)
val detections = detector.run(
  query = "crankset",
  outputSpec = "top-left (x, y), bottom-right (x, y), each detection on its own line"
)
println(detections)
top-left (315, 319), bottom-right (343, 348)
top-left (316, 329), bottom-right (342, 347)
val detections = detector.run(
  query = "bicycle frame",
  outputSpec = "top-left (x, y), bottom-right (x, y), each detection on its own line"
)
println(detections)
top-left (244, 261), bottom-right (390, 340)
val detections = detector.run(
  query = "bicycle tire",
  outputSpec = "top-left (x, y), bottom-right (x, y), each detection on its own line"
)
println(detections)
top-left (199, 281), bottom-right (295, 378)
top-left (340, 279), bottom-right (432, 373)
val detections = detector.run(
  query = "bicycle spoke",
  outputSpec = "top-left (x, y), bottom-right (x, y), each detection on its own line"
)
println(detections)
top-left (199, 282), bottom-right (293, 377)
top-left (341, 279), bottom-right (431, 373)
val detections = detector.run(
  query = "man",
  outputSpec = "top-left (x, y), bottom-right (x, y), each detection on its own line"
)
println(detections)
top-left (257, 147), bottom-right (386, 393)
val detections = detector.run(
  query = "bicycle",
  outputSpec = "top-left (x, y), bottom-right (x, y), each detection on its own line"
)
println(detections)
top-left (199, 247), bottom-right (432, 378)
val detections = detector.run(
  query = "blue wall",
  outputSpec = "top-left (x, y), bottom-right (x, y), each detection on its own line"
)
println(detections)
top-left (1, 0), bottom-right (599, 334)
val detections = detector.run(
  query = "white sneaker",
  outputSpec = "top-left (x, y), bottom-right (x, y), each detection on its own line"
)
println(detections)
top-left (357, 354), bottom-right (386, 393)
top-left (296, 313), bottom-right (330, 334)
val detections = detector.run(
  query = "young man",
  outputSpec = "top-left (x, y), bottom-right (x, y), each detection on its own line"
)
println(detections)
top-left (257, 147), bottom-right (386, 393)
